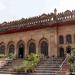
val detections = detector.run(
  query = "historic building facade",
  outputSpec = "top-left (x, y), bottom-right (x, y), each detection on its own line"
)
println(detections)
top-left (0, 9), bottom-right (75, 58)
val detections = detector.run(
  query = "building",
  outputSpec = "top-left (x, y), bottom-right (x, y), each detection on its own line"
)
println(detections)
top-left (0, 9), bottom-right (75, 58)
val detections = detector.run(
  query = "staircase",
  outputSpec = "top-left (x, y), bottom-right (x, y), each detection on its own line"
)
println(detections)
top-left (0, 59), bottom-right (24, 74)
top-left (0, 57), bottom-right (65, 75)
top-left (32, 57), bottom-right (64, 75)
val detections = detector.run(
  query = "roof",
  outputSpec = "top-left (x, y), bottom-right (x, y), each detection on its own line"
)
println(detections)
top-left (0, 9), bottom-right (75, 35)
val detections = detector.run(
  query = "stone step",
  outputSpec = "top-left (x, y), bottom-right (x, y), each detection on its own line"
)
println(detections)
top-left (34, 69), bottom-right (59, 72)
top-left (35, 67), bottom-right (59, 70)
top-left (32, 72), bottom-right (59, 75)
top-left (0, 59), bottom-right (24, 73)
top-left (37, 66), bottom-right (59, 68)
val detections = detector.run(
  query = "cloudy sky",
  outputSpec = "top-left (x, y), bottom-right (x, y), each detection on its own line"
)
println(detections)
top-left (0, 0), bottom-right (75, 23)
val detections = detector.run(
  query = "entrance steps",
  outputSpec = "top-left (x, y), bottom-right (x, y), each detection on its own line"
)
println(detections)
top-left (0, 59), bottom-right (24, 74)
top-left (32, 57), bottom-right (64, 75)
top-left (0, 57), bottom-right (65, 75)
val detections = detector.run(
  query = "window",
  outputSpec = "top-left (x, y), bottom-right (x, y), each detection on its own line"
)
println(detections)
top-left (59, 35), bottom-right (64, 44)
top-left (0, 45), bottom-right (5, 54)
top-left (9, 44), bottom-right (15, 54)
top-left (66, 35), bottom-right (72, 44)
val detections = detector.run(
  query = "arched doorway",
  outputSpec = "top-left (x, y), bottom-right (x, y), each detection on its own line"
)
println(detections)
top-left (66, 46), bottom-right (71, 54)
top-left (40, 41), bottom-right (48, 56)
top-left (9, 44), bottom-right (15, 54)
top-left (17, 40), bottom-right (25, 58)
top-left (59, 47), bottom-right (64, 58)
top-left (8, 41), bottom-right (15, 55)
top-left (0, 43), bottom-right (5, 55)
top-left (29, 42), bottom-right (36, 54)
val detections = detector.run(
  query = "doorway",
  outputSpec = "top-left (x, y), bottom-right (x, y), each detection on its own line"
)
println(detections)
top-left (40, 41), bottom-right (48, 56)
top-left (18, 44), bottom-right (24, 58)
top-left (59, 47), bottom-right (64, 58)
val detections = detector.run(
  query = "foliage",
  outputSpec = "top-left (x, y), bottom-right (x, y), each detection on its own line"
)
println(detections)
top-left (0, 54), bottom-right (6, 58)
top-left (8, 53), bottom-right (15, 60)
top-left (68, 56), bottom-right (74, 64)
top-left (23, 53), bottom-right (40, 72)
top-left (68, 48), bottom-right (75, 72)
top-left (13, 53), bottom-right (40, 73)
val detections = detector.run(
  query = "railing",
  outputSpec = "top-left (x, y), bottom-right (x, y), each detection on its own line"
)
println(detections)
top-left (59, 56), bottom-right (68, 75)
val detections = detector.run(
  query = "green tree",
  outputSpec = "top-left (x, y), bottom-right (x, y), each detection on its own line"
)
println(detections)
top-left (68, 48), bottom-right (75, 72)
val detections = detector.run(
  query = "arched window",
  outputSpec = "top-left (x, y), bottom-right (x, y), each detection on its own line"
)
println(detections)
top-left (0, 45), bottom-right (5, 54)
top-left (59, 35), bottom-right (64, 44)
top-left (29, 42), bottom-right (36, 54)
top-left (9, 44), bottom-right (15, 54)
top-left (66, 34), bottom-right (72, 44)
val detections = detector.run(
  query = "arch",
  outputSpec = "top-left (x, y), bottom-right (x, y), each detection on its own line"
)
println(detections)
top-left (66, 46), bottom-right (71, 54)
top-left (17, 40), bottom-right (25, 58)
top-left (7, 41), bottom-right (15, 54)
top-left (27, 39), bottom-right (36, 54)
top-left (59, 47), bottom-right (64, 58)
top-left (74, 34), bottom-right (75, 43)
top-left (0, 42), bottom-right (5, 54)
top-left (59, 35), bottom-right (64, 44)
top-left (66, 34), bottom-right (72, 44)
top-left (39, 38), bottom-right (48, 56)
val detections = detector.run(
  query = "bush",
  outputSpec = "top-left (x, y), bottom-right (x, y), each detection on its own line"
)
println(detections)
top-left (13, 53), bottom-right (40, 73)
top-left (0, 54), bottom-right (6, 58)
top-left (68, 48), bottom-right (75, 72)
top-left (8, 53), bottom-right (15, 60)
top-left (23, 53), bottom-right (40, 72)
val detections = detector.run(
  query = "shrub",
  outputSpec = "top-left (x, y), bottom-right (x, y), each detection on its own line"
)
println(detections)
top-left (23, 53), bottom-right (40, 72)
top-left (0, 54), bottom-right (6, 58)
top-left (13, 53), bottom-right (40, 73)
top-left (8, 53), bottom-right (15, 60)
top-left (68, 48), bottom-right (75, 72)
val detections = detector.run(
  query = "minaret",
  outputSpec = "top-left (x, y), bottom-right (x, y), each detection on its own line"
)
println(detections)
top-left (54, 8), bottom-right (57, 15)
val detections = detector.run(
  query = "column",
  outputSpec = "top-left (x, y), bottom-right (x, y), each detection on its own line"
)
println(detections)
top-left (5, 43), bottom-right (8, 56)
top-left (25, 41), bottom-right (28, 58)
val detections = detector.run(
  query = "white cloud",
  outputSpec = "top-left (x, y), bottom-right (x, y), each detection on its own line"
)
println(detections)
top-left (0, 2), bottom-right (6, 11)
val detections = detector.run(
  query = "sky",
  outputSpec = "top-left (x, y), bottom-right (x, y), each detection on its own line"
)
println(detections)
top-left (0, 0), bottom-right (75, 23)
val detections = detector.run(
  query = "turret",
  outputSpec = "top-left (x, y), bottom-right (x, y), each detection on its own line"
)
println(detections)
top-left (54, 8), bottom-right (57, 15)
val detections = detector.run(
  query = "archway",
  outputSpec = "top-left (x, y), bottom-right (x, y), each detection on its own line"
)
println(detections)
top-left (8, 45), bottom-right (15, 54)
top-left (0, 42), bottom-right (5, 55)
top-left (40, 41), bottom-right (48, 56)
top-left (17, 40), bottom-right (25, 58)
top-left (66, 46), bottom-right (71, 54)
top-left (29, 42), bottom-right (36, 54)
top-left (59, 47), bottom-right (64, 58)
top-left (8, 41), bottom-right (15, 55)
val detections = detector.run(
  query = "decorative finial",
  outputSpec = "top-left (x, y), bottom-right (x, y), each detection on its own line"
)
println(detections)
top-left (54, 8), bottom-right (57, 15)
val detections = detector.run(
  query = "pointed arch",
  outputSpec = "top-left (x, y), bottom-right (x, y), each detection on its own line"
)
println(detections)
top-left (7, 41), bottom-right (15, 54)
top-left (0, 42), bottom-right (5, 54)
top-left (39, 38), bottom-right (48, 56)
top-left (27, 39), bottom-right (36, 54)
top-left (17, 40), bottom-right (25, 58)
